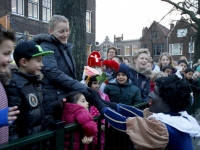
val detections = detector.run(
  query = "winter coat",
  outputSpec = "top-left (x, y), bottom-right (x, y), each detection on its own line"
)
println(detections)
top-left (104, 78), bottom-right (141, 105)
top-left (62, 103), bottom-right (98, 150)
top-left (5, 70), bottom-right (45, 140)
top-left (33, 34), bottom-right (88, 119)
top-left (129, 68), bottom-right (150, 102)
top-left (89, 90), bottom-right (110, 150)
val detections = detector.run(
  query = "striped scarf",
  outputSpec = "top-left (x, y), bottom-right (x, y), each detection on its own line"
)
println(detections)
top-left (0, 81), bottom-right (8, 144)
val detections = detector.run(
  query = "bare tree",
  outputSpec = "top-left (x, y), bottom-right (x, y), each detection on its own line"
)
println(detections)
top-left (161, 0), bottom-right (200, 64)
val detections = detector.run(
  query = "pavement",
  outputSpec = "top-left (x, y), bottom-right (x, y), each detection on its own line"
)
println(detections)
top-left (192, 109), bottom-right (200, 150)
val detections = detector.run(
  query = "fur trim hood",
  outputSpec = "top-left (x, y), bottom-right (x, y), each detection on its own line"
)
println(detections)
top-left (32, 33), bottom-right (52, 44)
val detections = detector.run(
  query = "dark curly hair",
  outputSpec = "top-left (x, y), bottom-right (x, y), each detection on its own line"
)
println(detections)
top-left (86, 75), bottom-right (100, 88)
top-left (161, 65), bottom-right (173, 72)
top-left (155, 75), bottom-right (191, 112)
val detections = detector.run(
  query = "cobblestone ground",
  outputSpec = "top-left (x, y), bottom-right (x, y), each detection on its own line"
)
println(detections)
top-left (192, 109), bottom-right (200, 150)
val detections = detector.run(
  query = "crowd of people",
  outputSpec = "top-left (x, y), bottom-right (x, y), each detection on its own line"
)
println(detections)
top-left (0, 14), bottom-right (200, 150)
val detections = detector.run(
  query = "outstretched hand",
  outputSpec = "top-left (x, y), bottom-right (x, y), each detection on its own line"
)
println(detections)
top-left (8, 106), bottom-right (20, 124)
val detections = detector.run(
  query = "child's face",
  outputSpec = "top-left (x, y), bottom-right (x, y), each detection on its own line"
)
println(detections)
top-left (0, 40), bottom-right (14, 73)
top-left (147, 63), bottom-right (152, 70)
top-left (164, 69), bottom-right (172, 76)
top-left (116, 72), bottom-right (128, 84)
top-left (160, 55), bottom-right (170, 67)
top-left (185, 71), bottom-right (194, 80)
top-left (49, 22), bottom-right (70, 45)
top-left (22, 56), bottom-right (43, 75)
top-left (90, 81), bottom-right (100, 91)
top-left (193, 72), bottom-right (200, 80)
top-left (77, 95), bottom-right (89, 110)
top-left (178, 63), bottom-right (187, 72)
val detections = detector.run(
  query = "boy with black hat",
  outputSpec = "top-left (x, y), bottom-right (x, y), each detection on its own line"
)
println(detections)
top-left (5, 41), bottom-right (53, 142)
top-left (104, 63), bottom-right (141, 105)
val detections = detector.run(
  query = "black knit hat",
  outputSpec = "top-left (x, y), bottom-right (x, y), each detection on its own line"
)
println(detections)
top-left (116, 63), bottom-right (130, 79)
top-left (14, 41), bottom-right (54, 63)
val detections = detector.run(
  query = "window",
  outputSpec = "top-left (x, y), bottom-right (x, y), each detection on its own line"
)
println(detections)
top-left (153, 44), bottom-right (164, 56)
top-left (116, 45), bottom-right (121, 55)
top-left (125, 45), bottom-right (130, 56)
top-left (86, 11), bottom-right (91, 33)
top-left (86, 44), bottom-right (91, 55)
top-left (189, 42), bottom-right (194, 53)
top-left (169, 43), bottom-right (183, 55)
top-left (43, 0), bottom-right (52, 21)
top-left (12, 0), bottom-right (24, 15)
top-left (151, 31), bottom-right (159, 39)
top-left (132, 44), bottom-right (138, 54)
top-left (177, 29), bottom-right (187, 37)
top-left (28, 0), bottom-right (39, 19)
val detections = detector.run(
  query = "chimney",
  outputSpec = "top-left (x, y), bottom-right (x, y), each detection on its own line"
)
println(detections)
top-left (170, 23), bottom-right (174, 31)
top-left (142, 27), bottom-right (148, 37)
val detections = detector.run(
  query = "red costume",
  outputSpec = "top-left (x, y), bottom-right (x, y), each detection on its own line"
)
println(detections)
top-left (62, 103), bottom-right (98, 150)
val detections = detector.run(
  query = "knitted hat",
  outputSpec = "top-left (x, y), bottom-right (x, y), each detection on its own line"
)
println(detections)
top-left (116, 63), bottom-right (130, 79)
top-left (87, 51), bottom-right (102, 67)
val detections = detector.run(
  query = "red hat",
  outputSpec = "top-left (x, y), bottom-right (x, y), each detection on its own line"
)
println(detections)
top-left (87, 51), bottom-right (102, 67)
top-left (102, 60), bottom-right (119, 72)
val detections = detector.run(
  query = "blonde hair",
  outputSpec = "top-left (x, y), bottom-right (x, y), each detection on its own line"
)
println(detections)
top-left (49, 15), bottom-right (69, 30)
top-left (132, 48), bottom-right (150, 62)
top-left (158, 52), bottom-right (174, 68)
top-left (150, 71), bottom-right (166, 82)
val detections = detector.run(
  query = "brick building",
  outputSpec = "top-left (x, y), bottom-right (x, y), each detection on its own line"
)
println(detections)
top-left (0, 0), bottom-right (96, 50)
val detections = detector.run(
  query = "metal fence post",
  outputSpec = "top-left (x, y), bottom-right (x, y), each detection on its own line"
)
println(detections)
top-left (49, 120), bottom-right (65, 150)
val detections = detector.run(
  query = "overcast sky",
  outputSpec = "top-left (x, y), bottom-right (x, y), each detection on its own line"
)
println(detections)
top-left (96, 0), bottom-right (181, 43)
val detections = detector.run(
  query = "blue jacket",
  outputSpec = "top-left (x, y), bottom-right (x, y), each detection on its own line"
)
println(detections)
top-left (0, 107), bottom-right (9, 127)
top-left (33, 34), bottom-right (88, 119)
top-left (129, 68), bottom-right (150, 102)
top-left (104, 78), bottom-right (141, 105)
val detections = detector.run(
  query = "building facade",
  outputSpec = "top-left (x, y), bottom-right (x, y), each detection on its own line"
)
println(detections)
top-left (0, 0), bottom-right (96, 50)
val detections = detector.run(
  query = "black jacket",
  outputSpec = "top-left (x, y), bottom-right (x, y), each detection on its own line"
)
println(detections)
top-left (5, 70), bottom-right (45, 140)
top-left (129, 68), bottom-right (150, 102)
top-left (33, 34), bottom-right (88, 119)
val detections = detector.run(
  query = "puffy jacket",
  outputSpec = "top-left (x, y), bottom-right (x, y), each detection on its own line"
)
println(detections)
top-left (129, 68), bottom-right (150, 102)
top-left (5, 70), bottom-right (45, 140)
top-left (62, 103), bottom-right (97, 150)
top-left (33, 34), bottom-right (88, 119)
top-left (104, 78), bottom-right (141, 105)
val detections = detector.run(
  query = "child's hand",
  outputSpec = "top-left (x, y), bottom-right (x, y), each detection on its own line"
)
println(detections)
top-left (8, 106), bottom-right (20, 124)
top-left (101, 124), bottom-right (105, 131)
top-left (81, 136), bottom-right (93, 144)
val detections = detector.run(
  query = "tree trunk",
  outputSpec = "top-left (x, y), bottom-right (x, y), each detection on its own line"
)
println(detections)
top-left (194, 22), bottom-right (200, 64)
top-left (54, 0), bottom-right (87, 80)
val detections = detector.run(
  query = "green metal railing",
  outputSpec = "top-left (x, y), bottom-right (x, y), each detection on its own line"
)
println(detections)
top-left (0, 102), bottom-right (149, 150)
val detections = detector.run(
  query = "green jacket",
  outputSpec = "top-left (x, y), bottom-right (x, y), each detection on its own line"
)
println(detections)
top-left (104, 78), bottom-right (141, 106)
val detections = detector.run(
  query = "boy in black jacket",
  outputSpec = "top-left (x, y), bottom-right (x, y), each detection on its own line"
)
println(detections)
top-left (5, 41), bottom-right (53, 142)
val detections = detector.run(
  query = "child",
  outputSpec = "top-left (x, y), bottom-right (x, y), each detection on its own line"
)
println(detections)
top-left (178, 59), bottom-right (188, 74)
top-left (193, 71), bottom-right (200, 80)
top-left (161, 65), bottom-right (173, 76)
top-left (86, 75), bottom-right (200, 149)
top-left (62, 91), bottom-right (98, 150)
top-left (184, 68), bottom-right (194, 84)
top-left (104, 63), bottom-right (141, 105)
top-left (86, 75), bottom-right (110, 150)
top-left (0, 27), bottom-right (20, 144)
top-left (5, 41), bottom-right (54, 142)
top-left (157, 52), bottom-right (176, 73)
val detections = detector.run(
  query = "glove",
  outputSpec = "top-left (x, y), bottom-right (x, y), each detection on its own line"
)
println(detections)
top-left (84, 88), bottom-right (108, 112)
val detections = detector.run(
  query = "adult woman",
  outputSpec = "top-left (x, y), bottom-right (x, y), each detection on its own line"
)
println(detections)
top-left (106, 47), bottom-right (117, 60)
top-left (129, 48), bottom-right (151, 102)
top-left (33, 15), bottom-right (89, 122)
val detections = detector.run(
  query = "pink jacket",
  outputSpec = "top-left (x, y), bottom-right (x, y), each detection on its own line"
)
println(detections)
top-left (62, 103), bottom-right (98, 150)
top-left (89, 91), bottom-right (110, 150)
